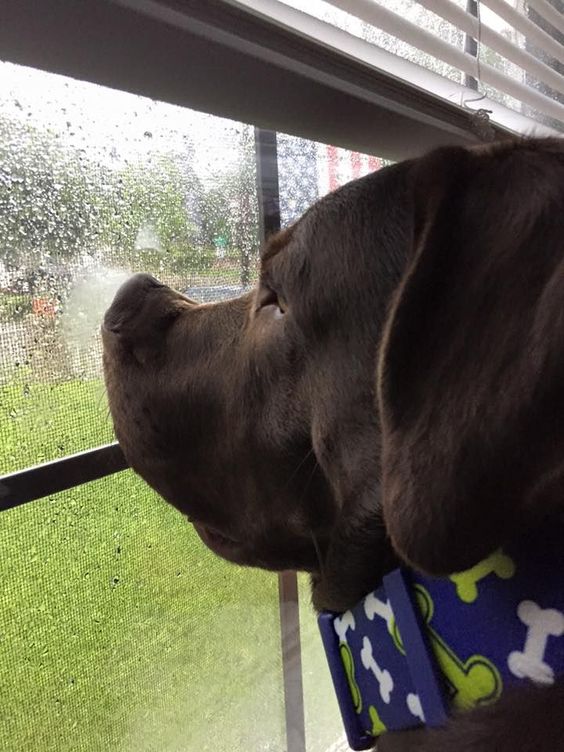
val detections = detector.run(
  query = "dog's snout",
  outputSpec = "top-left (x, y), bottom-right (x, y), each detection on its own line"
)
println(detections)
top-left (102, 273), bottom-right (187, 361)
top-left (103, 273), bottom-right (165, 333)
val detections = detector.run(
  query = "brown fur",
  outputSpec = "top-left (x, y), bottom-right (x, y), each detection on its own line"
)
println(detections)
top-left (103, 138), bottom-right (564, 750)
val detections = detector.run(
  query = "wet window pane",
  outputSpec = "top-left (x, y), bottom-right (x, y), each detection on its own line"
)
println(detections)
top-left (278, 132), bottom-right (389, 228)
top-left (0, 62), bottom-right (259, 472)
top-left (0, 472), bottom-right (285, 751)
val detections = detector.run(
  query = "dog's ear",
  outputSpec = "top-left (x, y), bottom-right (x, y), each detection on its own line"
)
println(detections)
top-left (378, 139), bottom-right (564, 575)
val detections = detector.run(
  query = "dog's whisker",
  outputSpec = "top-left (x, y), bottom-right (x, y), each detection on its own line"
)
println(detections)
top-left (304, 458), bottom-right (320, 493)
top-left (296, 457), bottom-right (328, 579)
top-left (283, 446), bottom-right (316, 491)
top-left (311, 529), bottom-right (326, 580)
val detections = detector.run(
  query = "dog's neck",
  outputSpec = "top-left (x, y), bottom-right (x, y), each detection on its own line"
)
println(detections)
top-left (319, 522), bottom-right (564, 749)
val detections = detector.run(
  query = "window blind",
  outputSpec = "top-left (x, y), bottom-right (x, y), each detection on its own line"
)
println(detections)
top-left (1, 0), bottom-right (561, 166)
top-left (257, 0), bottom-right (564, 132)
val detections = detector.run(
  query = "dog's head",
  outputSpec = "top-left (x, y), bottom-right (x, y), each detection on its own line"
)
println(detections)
top-left (102, 162), bottom-right (411, 608)
top-left (103, 138), bottom-right (564, 611)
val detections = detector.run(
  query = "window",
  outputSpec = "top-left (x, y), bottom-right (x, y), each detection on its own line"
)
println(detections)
top-left (239, 0), bottom-right (564, 134)
top-left (5, 2), bottom-right (559, 747)
top-left (0, 61), bottom-right (289, 752)
top-left (0, 62), bottom-right (259, 473)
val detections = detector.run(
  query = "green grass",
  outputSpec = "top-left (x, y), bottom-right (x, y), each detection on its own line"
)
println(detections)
top-left (0, 379), bottom-right (343, 751)
top-left (1, 379), bottom-right (114, 473)
top-left (0, 293), bottom-right (32, 322)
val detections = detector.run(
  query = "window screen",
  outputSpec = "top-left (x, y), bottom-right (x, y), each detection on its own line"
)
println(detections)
top-left (299, 575), bottom-right (352, 752)
top-left (0, 472), bottom-right (285, 751)
top-left (277, 132), bottom-right (388, 227)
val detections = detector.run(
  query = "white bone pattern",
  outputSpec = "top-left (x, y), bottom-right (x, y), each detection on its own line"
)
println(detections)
top-left (360, 635), bottom-right (394, 703)
top-left (406, 693), bottom-right (425, 723)
top-left (507, 600), bottom-right (564, 685)
top-left (363, 592), bottom-right (395, 632)
top-left (333, 611), bottom-right (356, 645)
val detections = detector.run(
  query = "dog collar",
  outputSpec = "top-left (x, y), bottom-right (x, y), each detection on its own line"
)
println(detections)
top-left (318, 523), bottom-right (564, 749)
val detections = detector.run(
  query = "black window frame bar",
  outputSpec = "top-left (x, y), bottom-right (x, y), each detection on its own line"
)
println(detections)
top-left (0, 443), bottom-right (127, 512)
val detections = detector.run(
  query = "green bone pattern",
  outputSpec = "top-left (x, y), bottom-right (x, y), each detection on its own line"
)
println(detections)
top-left (413, 585), bottom-right (502, 710)
top-left (337, 549), bottom-right (511, 733)
top-left (449, 550), bottom-right (516, 604)
top-left (368, 704), bottom-right (387, 735)
top-left (339, 642), bottom-right (363, 714)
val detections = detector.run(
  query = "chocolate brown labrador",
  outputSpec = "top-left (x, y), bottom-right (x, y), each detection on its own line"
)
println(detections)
top-left (103, 137), bottom-right (564, 750)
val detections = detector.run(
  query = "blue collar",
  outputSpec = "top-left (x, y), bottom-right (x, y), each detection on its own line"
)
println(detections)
top-left (318, 523), bottom-right (564, 750)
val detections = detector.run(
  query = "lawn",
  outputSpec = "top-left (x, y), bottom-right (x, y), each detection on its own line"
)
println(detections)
top-left (0, 379), bottom-right (343, 751)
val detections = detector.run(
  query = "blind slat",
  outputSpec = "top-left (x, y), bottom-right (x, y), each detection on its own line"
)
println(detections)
top-left (231, 0), bottom-right (560, 135)
top-left (328, 0), bottom-right (564, 122)
top-left (526, 0), bottom-right (564, 37)
top-left (420, 0), bottom-right (564, 86)
top-left (480, 0), bottom-right (564, 56)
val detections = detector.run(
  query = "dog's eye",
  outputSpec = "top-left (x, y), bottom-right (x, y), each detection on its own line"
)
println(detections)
top-left (256, 286), bottom-right (287, 318)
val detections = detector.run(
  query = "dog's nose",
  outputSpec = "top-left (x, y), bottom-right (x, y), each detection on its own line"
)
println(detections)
top-left (103, 273), bottom-right (165, 333)
top-left (103, 273), bottom-right (186, 356)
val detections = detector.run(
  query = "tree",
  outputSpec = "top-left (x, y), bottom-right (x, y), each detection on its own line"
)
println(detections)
top-left (0, 113), bottom-right (212, 286)
top-left (0, 112), bottom-right (258, 290)
top-left (100, 153), bottom-right (211, 277)
top-left (200, 126), bottom-right (259, 286)
top-left (0, 114), bottom-right (106, 276)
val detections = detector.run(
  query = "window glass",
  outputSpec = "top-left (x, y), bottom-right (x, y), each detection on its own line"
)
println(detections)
top-left (277, 131), bottom-right (388, 228)
top-left (0, 62), bottom-right (258, 472)
top-left (0, 62), bottom-right (390, 752)
top-left (0, 61), bottom-right (283, 752)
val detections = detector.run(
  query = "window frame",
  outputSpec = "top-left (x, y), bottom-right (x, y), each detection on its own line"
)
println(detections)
top-left (0, 0), bottom-right (514, 162)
